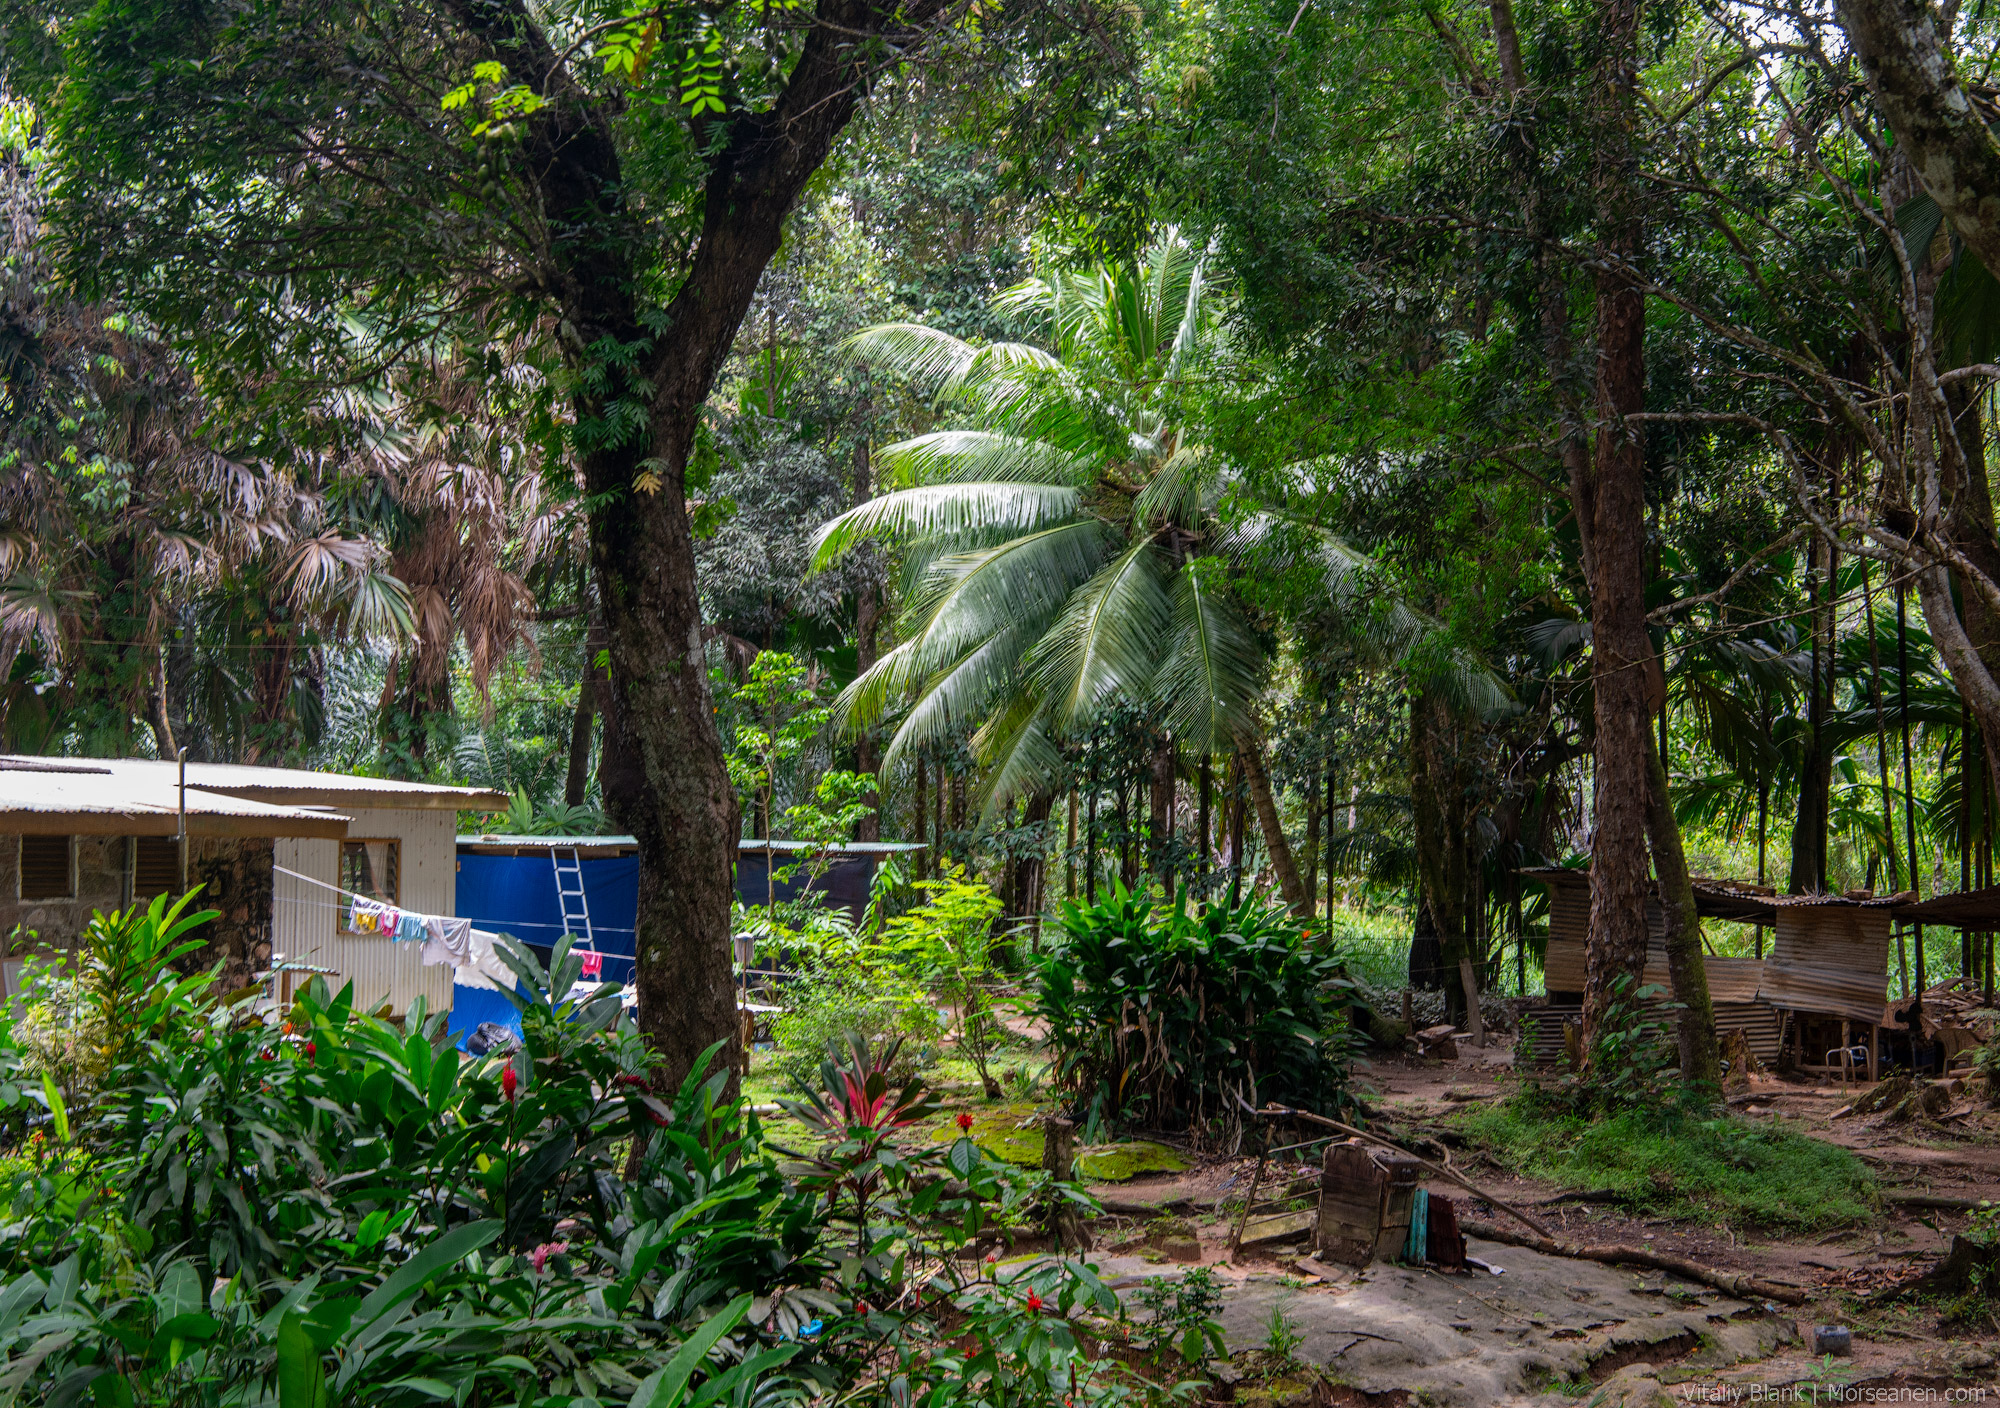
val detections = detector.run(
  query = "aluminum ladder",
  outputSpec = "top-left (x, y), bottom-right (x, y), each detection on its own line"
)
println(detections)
top-left (550, 847), bottom-right (596, 950)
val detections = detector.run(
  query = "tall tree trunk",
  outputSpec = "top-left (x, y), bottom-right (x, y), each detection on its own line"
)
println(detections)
top-left (1645, 735), bottom-right (1720, 1090)
top-left (1838, 0), bottom-right (2000, 283)
top-left (1237, 733), bottom-right (1310, 914)
top-left (1580, 0), bottom-right (1654, 1054)
top-left (453, 0), bottom-right (950, 1094)
top-left (565, 621), bottom-right (607, 809)
top-left (1017, 791), bottom-right (1053, 929)
top-left (1303, 768), bottom-right (1322, 920)
top-left (914, 757), bottom-right (930, 881)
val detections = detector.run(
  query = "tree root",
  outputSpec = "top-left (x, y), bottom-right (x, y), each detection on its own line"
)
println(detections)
top-left (1460, 1218), bottom-right (1810, 1306)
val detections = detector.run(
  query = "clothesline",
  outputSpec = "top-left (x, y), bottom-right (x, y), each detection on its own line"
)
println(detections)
top-left (270, 864), bottom-right (630, 945)
top-left (270, 864), bottom-right (519, 989)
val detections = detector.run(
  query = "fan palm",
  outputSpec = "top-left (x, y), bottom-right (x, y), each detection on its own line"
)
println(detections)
top-left (813, 231), bottom-right (1267, 810)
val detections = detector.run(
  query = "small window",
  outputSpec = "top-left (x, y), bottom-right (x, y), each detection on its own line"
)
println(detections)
top-left (340, 840), bottom-right (400, 931)
top-left (19, 835), bottom-right (74, 901)
top-left (132, 836), bottom-right (180, 902)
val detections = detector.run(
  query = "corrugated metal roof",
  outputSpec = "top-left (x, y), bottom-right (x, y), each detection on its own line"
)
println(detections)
top-left (0, 756), bottom-right (507, 812)
top-left (455, 833), bottom-right (926, 854)
top-left (0, 765), bottom-right (348, 838)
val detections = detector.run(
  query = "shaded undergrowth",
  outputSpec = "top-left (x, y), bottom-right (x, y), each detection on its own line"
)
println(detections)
top-left (1452, 1099), bottom-right (1876, 1230)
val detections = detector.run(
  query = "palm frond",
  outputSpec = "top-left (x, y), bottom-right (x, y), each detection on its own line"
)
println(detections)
top-left (1158, 557), bottom-right (1264, 753)
top-left (811, 483), bottom-right (1083, 567)
top-left (971, 696), bottom-right (1066, 824)
top-left (875, 431), bottom-right (1098, 487)
top-left (1132, 444), bottom-right (1216, 530)
top-left (899, 520), bottom-right (1116, 667)
top-left (1027, 538), bottom-right (1175, 732)
top-left (882, 630), bottom-right (1031, 767)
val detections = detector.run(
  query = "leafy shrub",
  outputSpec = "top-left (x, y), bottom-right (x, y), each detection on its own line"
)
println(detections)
top-left (0, 894), bottom-right (1201, 1407)
top-left (1031, 885), bottom-right (1361, 1136)
top-left (877, 865), bottom-right (1006, 1095)
top-left (770, 962), bottom-right (943, 1088)
top-left (1526, 973), bottom-right (1686, 1115)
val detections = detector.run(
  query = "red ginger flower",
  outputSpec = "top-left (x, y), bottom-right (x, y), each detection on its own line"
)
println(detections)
top-left (304, 1042), bottom-right (316, 1063)
top-left (502, 1065), bottom-right (518, 1102)
top-left (1025, 1292), bottom-right (1044, 1313)
top-left (955, 1112), bottom-right (975, 1131)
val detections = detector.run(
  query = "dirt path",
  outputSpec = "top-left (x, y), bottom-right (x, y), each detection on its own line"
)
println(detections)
top-left (1070, 1039), bottom-right (1999, 1403)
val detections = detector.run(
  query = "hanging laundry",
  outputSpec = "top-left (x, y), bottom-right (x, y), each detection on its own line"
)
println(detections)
top-left (453, 928), bottom-right (518, 991)
top-left (348, 896), bottom-right (391, 933)
top-left (421, 915), bottom-right (473, 969)
top-left (396, 912), bottom-right (427, 943)
top-left (580, 949), bottom-right (602, 979)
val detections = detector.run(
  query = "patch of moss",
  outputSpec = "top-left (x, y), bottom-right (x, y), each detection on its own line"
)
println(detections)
top-left (1077, 1142), bottom-right (1190, 1181)
top-left (925, 1106), bottom-right (1191, 1181)
top-left (931, 1101), bottom-right (1047, 1166)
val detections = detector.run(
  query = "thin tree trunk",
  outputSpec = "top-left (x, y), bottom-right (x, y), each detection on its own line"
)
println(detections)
top-left (1863, 566), bottom-right (1902, 891)
top-left (914, 758), bottom-right (929, 882)
top-left (1410, 691), bottom-right (1475, 1018)
top-left (1066, 788), bottom-right (1078, 900)
top-left (1198, 754), bottom-right (1212, 871)
top-left (1303, 768), bottom-right (1322, 923)
top-left (852, 439), bottom-right (883, 842)
top-left (935, 758), bottom-right (947, 870)
top-left (1899, 584), bottom-right (1925, 1004)
top-left (1227, 755), bottom-right (1245, 908)
top-left (1237, 732), bottom-right (1310, 914)
top-left (1149, 733), bottom-right (1175, 887)
top-left (1790, 536), bottom-right (1833, 893)
top-left (1087, 757), bottom-right (1100, 904)
top-left (1646, 735), bottom-right (1720, 1090)
top-left (1018, 791), bottom-right (1053, 934)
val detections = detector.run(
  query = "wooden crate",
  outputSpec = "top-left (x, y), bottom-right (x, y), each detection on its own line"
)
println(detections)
top-left (1317, 1141), bottom-right (1421, 1266)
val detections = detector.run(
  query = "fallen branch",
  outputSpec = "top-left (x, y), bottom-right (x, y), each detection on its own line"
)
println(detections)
top-left (1250, 1102), bottom-right (1556, 1239)
top-left (1887, 1192), bottom-right (1992, 1212)
top-left (1537, 1187), bottom-right (1624, 1208)
top-left (1096, 1196), bottom-right (1198, 1217)
top-left (1460, 1218), bottom-right (1809, 1306)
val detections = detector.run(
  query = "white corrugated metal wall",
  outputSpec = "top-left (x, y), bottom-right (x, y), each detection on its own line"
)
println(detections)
top-left (275, 808), bottom-right (457, 1015)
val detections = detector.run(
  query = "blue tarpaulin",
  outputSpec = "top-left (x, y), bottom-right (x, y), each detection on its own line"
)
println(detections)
top-left (454, 852), bottom-right (640, 985)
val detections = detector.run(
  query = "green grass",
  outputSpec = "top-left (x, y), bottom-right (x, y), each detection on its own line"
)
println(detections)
top-left (1452, 1101), bottom-right (1876, 1230)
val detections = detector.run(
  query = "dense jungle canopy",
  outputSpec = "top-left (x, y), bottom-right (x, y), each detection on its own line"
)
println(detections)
top-left (8, 0), bottom-right (2000, 1078)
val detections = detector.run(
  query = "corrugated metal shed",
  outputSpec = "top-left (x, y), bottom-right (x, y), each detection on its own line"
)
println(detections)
top-left (1759, 904), bottom-right (1892, 1023)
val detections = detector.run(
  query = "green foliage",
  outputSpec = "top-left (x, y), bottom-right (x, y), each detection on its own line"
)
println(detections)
top-left (878, 864), bottom-right (1006, 1093)
top-left (1133, 1265), bottom-right (1227, 1367)
top-left (1533, 974), bottom-right (1690, 1117)
top-left (1452, 1102), bottom-right (1875, 1231)
top-left (726, 650), bottom-right (832, 835)
top-left (1031, 886), bottom-right (1360, 1136)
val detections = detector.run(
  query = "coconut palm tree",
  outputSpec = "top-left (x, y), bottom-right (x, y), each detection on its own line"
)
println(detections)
top-left (813, 232), bottom-right (1457, 910)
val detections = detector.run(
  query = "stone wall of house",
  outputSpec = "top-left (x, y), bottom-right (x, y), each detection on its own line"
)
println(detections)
top-left (186, 837), bottom-right (275, 991)
top-left (0, 835), bottom-right (274, 991)
top-left (0, 835), bottom-right (131, 953)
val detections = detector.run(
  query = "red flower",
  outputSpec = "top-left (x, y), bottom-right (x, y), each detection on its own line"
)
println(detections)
top-left (955, 1112), bottom-right (975, 1131)
top-left (855, 1300), bottom-right (869, 1316)
top-left (304, 1042), bottom-right (316, 1063)
top-left (529, 1240), bottom-right (569, 1273)
top-left (1025, 1292), bottom-right (1044, 1313)
top-left (502, 1065), bottom-right (518, 1102)
top-left (259, 1049), bottom-right (274, 1061)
